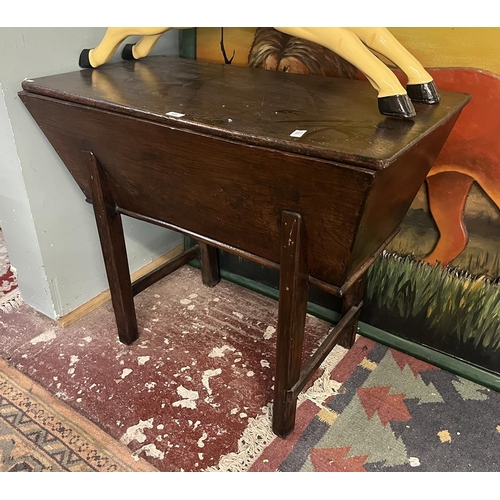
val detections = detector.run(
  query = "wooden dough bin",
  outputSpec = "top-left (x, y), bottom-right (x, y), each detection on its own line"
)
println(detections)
top-left (20, 56), bottom-right (470, 437)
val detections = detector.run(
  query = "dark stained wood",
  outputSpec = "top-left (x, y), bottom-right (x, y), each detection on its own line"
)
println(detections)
top-left (19, 56), bottom-right (470, 437)
top-left (17, 92), bottom-right (373, 286)
top-left (85, 151), bottom-right (138, 345)
top-left (198, 242), bottom-right (220, 287)
top-left (273, 211), bottom-right (309, 438)
top-left (132, 245), bottom-right (200, 296)
top-left (339, 273), bottom-right (367, 349)
top-left (291, 301), bottom-right (362, 396)
top-left (21, 56), bottom-right (469, 169)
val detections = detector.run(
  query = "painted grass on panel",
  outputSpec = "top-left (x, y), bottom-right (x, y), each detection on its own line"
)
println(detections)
top-left (365, 252), bottom-right (500, 351)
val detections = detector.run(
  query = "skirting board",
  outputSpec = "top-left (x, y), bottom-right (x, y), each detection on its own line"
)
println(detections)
top-left (57, 243), bottom-right (184, 327)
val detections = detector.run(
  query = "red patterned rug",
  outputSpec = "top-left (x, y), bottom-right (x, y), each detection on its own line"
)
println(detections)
top-left (0, 229), bottom-right (22, 313)
top-left (246, 336), bottom-right (500, 472)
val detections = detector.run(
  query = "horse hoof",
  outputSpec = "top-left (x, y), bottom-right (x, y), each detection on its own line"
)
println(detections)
top-left (407, 81), bottom-right (440, 104)
top-left (79, 49), bottom-right (93, 68)
top-left (122, 43), bottom-right (137, 60)
top-left (378, 94), bottom-right (416, 119)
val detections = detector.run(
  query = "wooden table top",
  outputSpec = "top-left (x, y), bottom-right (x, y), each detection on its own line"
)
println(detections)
top-left (22, 56), bottom-right (470, 170)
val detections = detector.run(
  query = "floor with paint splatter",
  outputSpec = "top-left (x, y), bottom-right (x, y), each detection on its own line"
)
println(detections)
top-left (0, 265), bottom-right (333, 471)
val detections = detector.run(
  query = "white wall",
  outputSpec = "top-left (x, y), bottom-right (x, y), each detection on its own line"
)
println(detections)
top-left (0, 27), bottom-right (184, 319)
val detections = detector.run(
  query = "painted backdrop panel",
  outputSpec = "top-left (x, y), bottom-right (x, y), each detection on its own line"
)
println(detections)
top-left (195, 28), bottom-right (500, 375)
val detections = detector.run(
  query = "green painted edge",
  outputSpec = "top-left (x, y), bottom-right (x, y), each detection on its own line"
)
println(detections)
top-left (188, 258), bottom-right (500, 392)
top-left (179, 29), bottom-right (197, 60)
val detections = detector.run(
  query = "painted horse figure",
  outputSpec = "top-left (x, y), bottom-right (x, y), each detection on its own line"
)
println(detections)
top-left (79, 27), bottom-right (440, 119)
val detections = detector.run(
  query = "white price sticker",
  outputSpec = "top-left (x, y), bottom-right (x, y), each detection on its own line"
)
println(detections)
top-left (290, 129), bottom-right (307, 138)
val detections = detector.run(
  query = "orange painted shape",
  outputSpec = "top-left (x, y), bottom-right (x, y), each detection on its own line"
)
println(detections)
top-left (357, 386), bottom-right (411, 426)
top-left (310, 446), bottom-right (368, 472)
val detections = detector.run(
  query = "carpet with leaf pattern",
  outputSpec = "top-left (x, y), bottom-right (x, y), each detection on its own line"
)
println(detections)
top-left (248, 336), bottom-right (500, 472)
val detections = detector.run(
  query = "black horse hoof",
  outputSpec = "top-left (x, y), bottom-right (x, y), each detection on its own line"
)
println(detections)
top-left (407, 81), bottom-right (440, 104)
top-left (378, 94), bottom-right (416, 119)
top-left (122, 43), bottom-right (137, 60)
top-left (79, 49), bottom-right (93, 68)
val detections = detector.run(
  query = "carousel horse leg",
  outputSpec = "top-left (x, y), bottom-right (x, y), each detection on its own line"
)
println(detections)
top-left (122, 32), bottom-right (172, 61)
top-left (275, 27), bottom-right (415, 118)
top-left (79, 27), bottom-right (169, 68)
top-left (350, 28), bottom-right (440, 104)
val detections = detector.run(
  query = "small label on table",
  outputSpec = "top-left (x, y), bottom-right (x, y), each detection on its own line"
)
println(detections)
top-left (290, 129), bottom-right (307, 138)
top-left (166, 111), bottom-right (186, 118)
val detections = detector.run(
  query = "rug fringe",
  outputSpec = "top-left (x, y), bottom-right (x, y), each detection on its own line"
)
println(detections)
top-left (203, 403), bottom-right (276, 472)
top-left (204, 340), bottom-right (350, 472)
top-left (0, 290), bottom-right (23, 313)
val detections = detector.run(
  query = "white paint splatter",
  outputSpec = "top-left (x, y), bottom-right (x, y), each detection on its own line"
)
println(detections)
top-left (30, 330), bottom-right (56, 344)
top-left (157, 424), bottom-right (164, 430)
top-left (208, 345), bottom-right (236, 358)
top-left (230, 408), bottom-right (239, 415)
top-left (172, 386), bottom-right (199, 409)
top-left (232, 311), bottom-right (243, 319)
top-left (180, 298), bottom-right (191, 305)
top-left (188, 293), bottom-right (198, 299)
top-left (198, 453), bottom-right (204, 460)
top-left (264, 326), bottom-right (276, 340)
top-left (70, 355), bottom-right (79, 366)
top-left (260, 360), bottom-right (270, 368)
top-left (145, 382), bottom-right (157, 390)
top-left (240, 413), bottom-right (248, 418)
top-left (246, 371), bottom-right (255, 377)
top-left (193, 421), bottom-right (201, 430)
top-left (202, 369), bottom-right (222, 395)
top-left (121, 368), bottom-right (133, 379)
top-left (120, 418), bottom-right (154, 445)
top-left (83, 336), bottom-right (93, 343)
top-left (187, 304), bottom-right (195, 310)
top-left (138, 356), bottom-right (150, 365)
top-left (132, 443), bottom-right (165, 461)
top-left (197, 432), bottom-right (208, 448)
top-left (409, 457), bottom-right (421, 467)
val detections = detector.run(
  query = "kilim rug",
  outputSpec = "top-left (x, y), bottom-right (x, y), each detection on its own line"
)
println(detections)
top-left (0, 355), bottom-right (157, 471)
top-left (0, 229), bottom-right (22, 313)
top-left (243, 336), bottom-right (500, 472)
